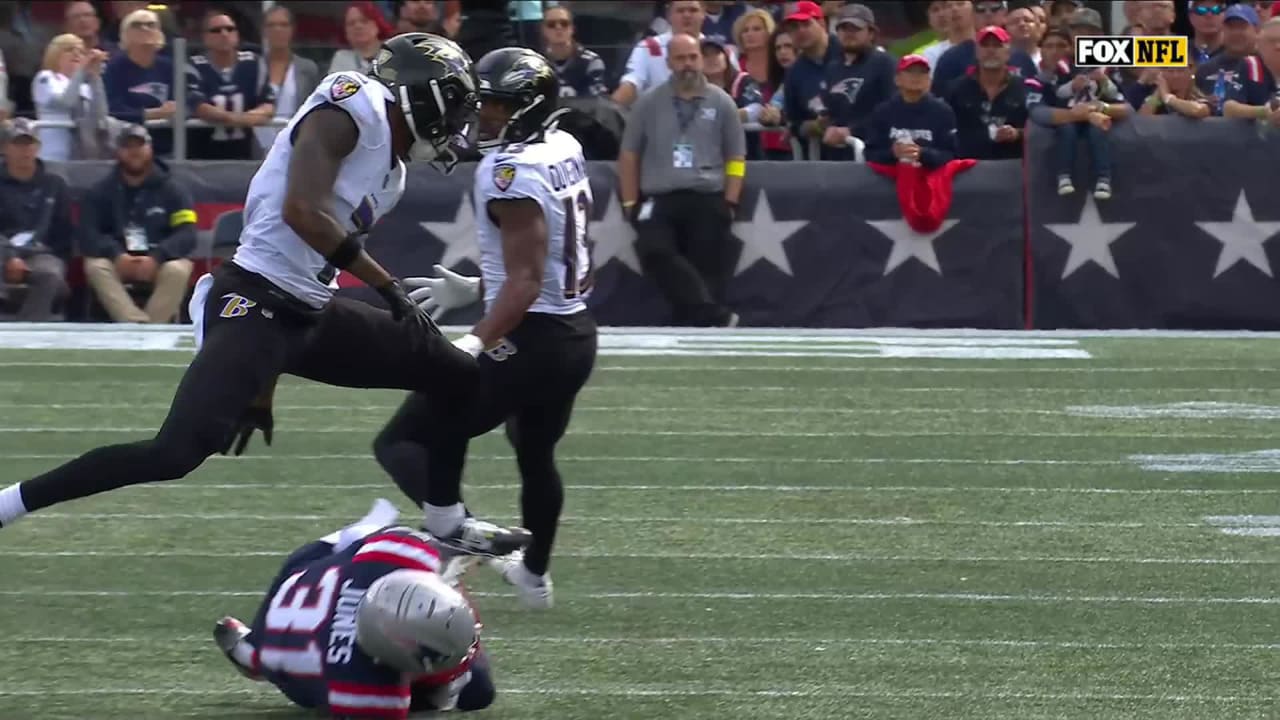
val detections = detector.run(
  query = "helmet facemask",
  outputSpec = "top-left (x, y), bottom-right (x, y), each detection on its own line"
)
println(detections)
top-left (399, 81), bottom-right (478, 175)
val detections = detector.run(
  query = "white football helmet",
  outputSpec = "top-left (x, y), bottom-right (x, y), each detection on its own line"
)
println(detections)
top-left (356, 569), bottom-right (479, 674)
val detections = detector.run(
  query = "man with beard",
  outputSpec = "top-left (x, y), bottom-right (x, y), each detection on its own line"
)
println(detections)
top-left (818, 4), bottom-right (896, 160)
top-left (618, 33), bottom-right (745, 327)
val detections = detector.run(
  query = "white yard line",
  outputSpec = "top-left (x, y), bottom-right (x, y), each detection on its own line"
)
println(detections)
top-left (31, 513), bottom-right (1202, 529)
top-left (0, 549), bottom-right (1267, 566)
top-left (2, 361), bottom-right (1275, 373)
top-left (0, 403), bottom-right (1070, 415)
top-left (0, 427), bottom-right (1274, 439)
top-left (0, 686), bottom-right (1270, 702)
top-left (12, 635), bottom-right (1280, 651)
top-left (0, 382), bottom-right (1267, 393)
top-left (2, 589), bottom-right (1278, 604)
top-left (0, 453), bottom-right (1142, 465)
top-left (2, 481), bottom-right (1263, 495)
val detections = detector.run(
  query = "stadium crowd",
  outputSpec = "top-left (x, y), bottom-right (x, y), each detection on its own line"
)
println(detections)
top-left (1, 0), bottom-right (1279, 323)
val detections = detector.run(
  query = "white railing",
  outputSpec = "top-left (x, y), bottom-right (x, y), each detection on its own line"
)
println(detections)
top-left (31, 37), bottom-right (822, 162)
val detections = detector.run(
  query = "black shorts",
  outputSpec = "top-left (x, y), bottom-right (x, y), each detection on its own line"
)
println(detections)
top-left (158, 262), bottom-right (476, 459)
top-left (380, 310), bottom-right (597, 448)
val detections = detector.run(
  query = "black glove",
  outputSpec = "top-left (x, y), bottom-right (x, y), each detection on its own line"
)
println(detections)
top-left (378, 278), bottom-right (443, 336)
top-left (222, 406), bottom-right (273, 456)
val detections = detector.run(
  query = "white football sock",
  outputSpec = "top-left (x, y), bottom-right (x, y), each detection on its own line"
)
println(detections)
top-left (423, 502), bottom-right (466, 537)
top-left (230, 638), bottom-right (256, 668)
top-left (0, 483), bottom-right (28, 526)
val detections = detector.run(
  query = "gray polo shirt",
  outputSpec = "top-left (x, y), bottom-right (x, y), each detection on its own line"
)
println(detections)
top-left (620, 78), bottom-right (746, 195)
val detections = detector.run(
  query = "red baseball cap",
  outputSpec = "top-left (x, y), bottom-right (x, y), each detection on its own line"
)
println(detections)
top-left (784, 0), bottom-right (824, 24)
top-left (976, 25), bottom-right (1011, 44)
top-left (897, 54), bottom-right (930, 72)
top-left (1272, 0), bottom-right (1280, 18)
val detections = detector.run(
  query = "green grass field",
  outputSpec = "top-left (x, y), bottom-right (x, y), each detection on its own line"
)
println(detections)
top-left (2, 327), bottom-right (1280, 720)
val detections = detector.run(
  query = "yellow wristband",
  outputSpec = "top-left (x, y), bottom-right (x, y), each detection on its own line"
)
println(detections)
top-left (725, 160), bottom-right (745, 178)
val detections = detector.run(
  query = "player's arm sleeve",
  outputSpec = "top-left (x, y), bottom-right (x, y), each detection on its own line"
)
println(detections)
top-left (154, 181), bottom-right (197, 262)
top-left (328, 679), bottom-right (412, 719)
top-left (351, 528), bottom-right (443, 574)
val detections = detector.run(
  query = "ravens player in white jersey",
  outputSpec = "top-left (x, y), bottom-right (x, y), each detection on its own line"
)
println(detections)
top-left (0, 34), bottom-right (521, 554)
top-left (374, 48), bottom-right (598, 609)
top-left (212, 499), bottom-right (497, 718)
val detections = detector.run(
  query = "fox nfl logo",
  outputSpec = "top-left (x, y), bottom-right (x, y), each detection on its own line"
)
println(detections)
top-left (1074, 36), bottom-right (1188, 67)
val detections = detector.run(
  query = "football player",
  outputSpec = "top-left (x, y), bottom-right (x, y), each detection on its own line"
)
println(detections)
top-left (375, 48), bottom-right (599, 609)
top-left (214, 499), bottom-right (496, 717)
top-left (0, 34), bottom-right (519, 554)
top-left (186, 9), bottom-right (276, 160)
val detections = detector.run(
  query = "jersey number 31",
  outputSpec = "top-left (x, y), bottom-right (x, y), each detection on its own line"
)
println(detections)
top-left (561, 191), bottom-right (595, 299)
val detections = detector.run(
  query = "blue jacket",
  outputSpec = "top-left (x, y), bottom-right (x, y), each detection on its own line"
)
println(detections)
top-left (821, 48), bottom-right (897, 141)
top-left (783, 33), bottom-right (843, 142)
top-left (864, 94), bottom-right (957, 169)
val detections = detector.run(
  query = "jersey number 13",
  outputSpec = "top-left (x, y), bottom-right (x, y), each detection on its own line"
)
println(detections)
top-left (561, 190), bottom-right (595, 299)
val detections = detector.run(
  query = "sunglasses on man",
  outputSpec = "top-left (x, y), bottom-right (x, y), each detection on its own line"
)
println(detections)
top-left (1191, 4), bottom-right (1224, 15)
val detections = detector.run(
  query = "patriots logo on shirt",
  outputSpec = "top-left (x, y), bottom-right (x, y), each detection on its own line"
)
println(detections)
top-left (493, 163), bottom-right (517, 191)
top-left (330, 75), bottom-right (361, 102)
top-left (831, 77), bottom-right (865, 103)
top-left (128, 82), bottom-right (170, 100)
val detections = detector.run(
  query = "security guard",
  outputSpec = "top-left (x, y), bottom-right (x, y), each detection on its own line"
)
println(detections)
top-left (618, 33), bottom-right (746, 328)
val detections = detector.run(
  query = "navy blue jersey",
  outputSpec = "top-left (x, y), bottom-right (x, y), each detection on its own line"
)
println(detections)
top-left (248, 527), bottom-right (474, 719)
top-left (187, 51), bottom-right (275, 160)
top-left (1227, 55), bottom-right (1280, 107)
top-left (863, 94), bottom-right (957, 169)
top-left (549, 45), bottom-right (609, 98)
top-left (945, 71), bottom-right (1029, 160)
top-left (819, 49), bottom-right (897, 141)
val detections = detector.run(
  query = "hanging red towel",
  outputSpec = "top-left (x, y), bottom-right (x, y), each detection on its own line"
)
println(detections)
top-left (867, 158), bottom-right (978, 233)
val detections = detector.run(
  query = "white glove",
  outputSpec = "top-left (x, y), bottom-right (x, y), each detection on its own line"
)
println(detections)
top-left (452, 333), bottom-right (485, 358)
top-left (403, 264), bottom-right (481, 321)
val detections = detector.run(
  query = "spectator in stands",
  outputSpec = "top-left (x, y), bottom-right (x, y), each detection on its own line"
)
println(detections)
top-left (818, 4), bottom-right (895, 160)
top-left (922, 1), bottom-right (964, 73)
top-left (542, 6), bottom-right (608, 98)
top-left (104, 1), bottom-right (177, 56)
top-left (933, 1), bottom-right (1036, 95)
top-left (1138, 61), bottom-right (1212, 118)
top-left (81, 124), bottom-right (195, 324)
top-left (945, 26), bottom-right (1028, 159)
top-left (65, 1), bottom-right (116, 56)
top-left (702, 37), bottom-right (764, 124)
top-left (1007, 6), bottom-right (1038, 65)
top-left (0, 119), bottom-right (71, 322)
top-left (1140, 0), bottom-right (1176, 35)
top-left (1028, 3), bottom-right (1047, 41)
top-left (33, 34), bottom-right (110, 162)
top-left (905, 0), bottom-right (951, 60)
top-left (733, 9), bottom-right (784, 158)
top-left (329, 1), bottom-right (393, 76)
top-left (758, 25), bottom-right (793, 159)
top-left (782, 1), bottom-right (840, 158)
top-left (615, 0), bottom-right (708, 108)
top-left (395, 0), bottom-right (443, 34)
top-left (1026, 28), bottom-right (1130, 199)
top-left (703, 0), bottom-right (747, 47)
top-left (256, 5), bottom-right (320, 151)
top-left (0, 4), bottom-right (36, 116)
top-left (1189, 0), bottom-right (1227, 63)
top-left (1045, 0), bottom-right (1082, 25)
top-left (1197, 3), bottom-right (1260, 111)
top-left (618, 33), bottom-right (744, 327)
top-left (187, 10), bottom-right (275, 161)
top-left (104, 9), bottom-right (181, 157)
top-left (1223, 17), bottom-right (1280, 123)
top-left (864, 55), bottom-right (956, 168)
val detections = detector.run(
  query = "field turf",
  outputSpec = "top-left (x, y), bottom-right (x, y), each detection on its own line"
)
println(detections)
top-left (1, 327), bottom-right (1280, 719)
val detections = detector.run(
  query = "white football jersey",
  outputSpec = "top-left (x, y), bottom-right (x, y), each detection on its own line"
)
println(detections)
top-left (474, 129), bottom-right (592, 316)
top-left (233, 72), bottom-right (406, 308)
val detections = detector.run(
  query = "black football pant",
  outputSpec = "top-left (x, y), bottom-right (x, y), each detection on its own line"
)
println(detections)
top-left (374, 311), bottom-right (597, 576)
top-left (17, 262), bottom-right (476, 515)
top-left (634, 190), bottom-right (737, 327)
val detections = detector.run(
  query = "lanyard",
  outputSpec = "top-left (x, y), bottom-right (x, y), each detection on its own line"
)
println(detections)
top-left (674, 95), bottom-right (702, 137)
